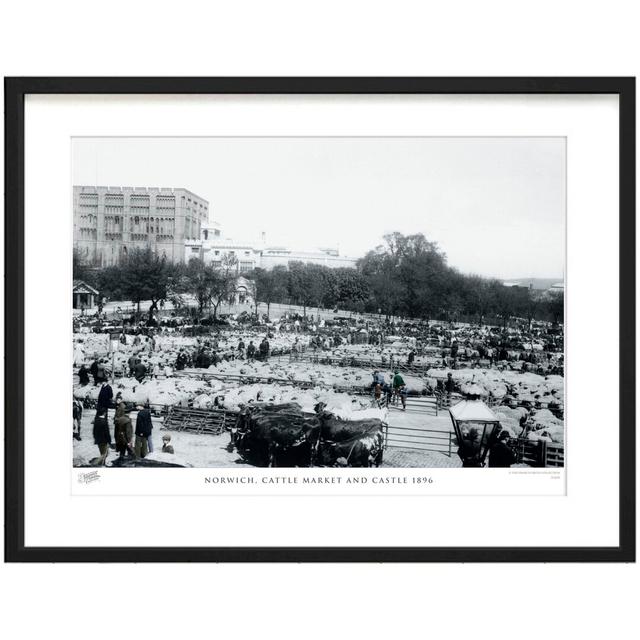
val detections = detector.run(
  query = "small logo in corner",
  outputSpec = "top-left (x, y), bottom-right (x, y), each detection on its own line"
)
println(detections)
top-left (78, 470), bottom-right (101, 484)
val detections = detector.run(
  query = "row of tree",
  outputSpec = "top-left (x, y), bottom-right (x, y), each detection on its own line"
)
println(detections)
top-left (73, 232), bottom-right (564, 326)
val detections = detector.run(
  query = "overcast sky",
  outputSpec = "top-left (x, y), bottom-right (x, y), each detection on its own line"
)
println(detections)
top-left (73, 137), bottom-right (565, 280)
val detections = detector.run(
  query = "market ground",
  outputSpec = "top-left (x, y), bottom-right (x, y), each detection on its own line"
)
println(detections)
top-left (74, 296), bottom-right (389, 324)
top-left (72, 407), bottom-right (462, 468)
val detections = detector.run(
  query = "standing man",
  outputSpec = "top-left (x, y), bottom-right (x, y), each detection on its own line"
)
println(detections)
top-left (114, 402), bottom-right (134, 459)
top-left (78, 363), bottom-right (90, 386)
top-left (95, 360), bottom-right (108, 386)
top-left (486, 346), bottom-right (494, 367)
top-left (259, 337), bottom-right (270, 361)
top-left (247, 340), bottom-right (256, 362)
top-left (488, 431), bottom-right (517, 467)
top-left (392, 369), bottom-right (407, 410)
top-left (444, 372), bottom-right (456, 402)
top-left (90, 357), bottom-right (100, 386)
top-left (97, 378), bottom-right (113, 418)
top-left (134, 404), bottom-right (153, 459)
top-left (92, 408), bottom-right (111, 465)
top-left (127, 353), bottom-right (139, 377)
top-left (133, 360), bottom-right (147, 383)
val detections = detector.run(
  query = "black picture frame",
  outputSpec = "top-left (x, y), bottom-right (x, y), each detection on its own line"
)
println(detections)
top-left (4, 77), bottom-right (635, 563)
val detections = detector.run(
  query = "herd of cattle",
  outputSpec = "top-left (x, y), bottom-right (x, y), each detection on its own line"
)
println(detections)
top-left (231, 402), bottom-right (385, 467)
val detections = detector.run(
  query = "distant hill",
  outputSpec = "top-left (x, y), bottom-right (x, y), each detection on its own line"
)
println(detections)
top-left (502, 277), bottom-right (563, 290)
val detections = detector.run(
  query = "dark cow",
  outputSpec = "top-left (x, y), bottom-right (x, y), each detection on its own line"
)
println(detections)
top-left (234, 402), bottom-right (385, 468)
top-left (316, 412), bottom-right (385, 467)
top-left (234, 403), bottom-right (320, 467)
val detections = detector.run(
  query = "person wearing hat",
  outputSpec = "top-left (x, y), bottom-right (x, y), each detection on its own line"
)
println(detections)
top-left (392, 369), bottom-right (407, 410)
top-left (134, 403), bottom-right (153, 458)
top-left (133, 360), bottom-right (147, 383)
top-left (92, 408), bottom-right (111, 465)
top-left (114, 402), bottom-right (134, 459)
top-left (96, 378), bottom-right (113, 418)
top-left (78, 363), bottom-right (90, 386)
top-left (488, 430), bottom-right (517, 468)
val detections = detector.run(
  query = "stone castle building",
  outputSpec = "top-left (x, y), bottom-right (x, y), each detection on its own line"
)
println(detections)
top-left (73, 186), bottom-right (209, 266)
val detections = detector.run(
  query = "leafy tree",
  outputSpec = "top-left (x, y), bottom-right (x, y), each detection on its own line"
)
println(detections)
top-left (119, 247), bottom-right (172, 315)
top-left (94, 265), bottom-right (124, 301)
top-left (185, 258), bottom-right (218, 313)
top-left (358, 249), bottom-right (403, 317)
top-left (287, 262), bottom-right (325, 317)
top-left (209, 254), bottom-right (239, 318)
top-left (251, 265), bottom-right (287, 319)
top-left (546, 290), bottom-right (564, 325)
top-left (464, 275), bottom-right (497, 326)
top-left (491, 282), bottom-right (524, 329)
top-left (334, 268), bottom-right (369, 310)
top-left (518, 288), bottom-right (543, 331)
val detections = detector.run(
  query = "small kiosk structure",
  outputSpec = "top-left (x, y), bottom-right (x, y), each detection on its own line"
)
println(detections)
top-left (73, 280), bottom-right (99, 310)
top-left (448, 400), bottom-right (502, 467)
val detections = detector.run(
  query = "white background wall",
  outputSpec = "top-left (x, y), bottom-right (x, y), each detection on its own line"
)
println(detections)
top-left (1, 2), bottom-right (638, 639)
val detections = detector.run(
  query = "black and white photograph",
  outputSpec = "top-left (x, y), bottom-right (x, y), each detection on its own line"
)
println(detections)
top-left (71, 136), bottom-right (565, 471)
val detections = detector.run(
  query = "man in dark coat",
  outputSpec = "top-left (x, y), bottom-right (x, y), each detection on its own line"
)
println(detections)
top-left (444, 372), bottom-right (456, 396)
top-left (128, 354), bottom-right (140, 377)
top-left (175, 351), bottom-right (187, 371)
top-left (95, 361), bottom-right (108, 386)
top-left (89, 359), bottom-right (100, 386)
top-left (488, 431), bottom-right (517, 468)
top-left (135, 404), bottom-right (153, 458)
top-left (114, 402), bottom-right (134, 458)
top-left (259, 338), bottom-right (270, 361)
top-left (78, 364), bottom-right (90, 386)
top-left (92, 408), bottom-right (111, 465)
top-left (97, 379), bottom-right (113, 416)
top-left (133, 361), bottom-right (147, 383)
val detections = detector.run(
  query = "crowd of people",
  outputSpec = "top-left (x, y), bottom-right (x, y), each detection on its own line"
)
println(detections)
top-left (75, 377), bottom-right (176, 466)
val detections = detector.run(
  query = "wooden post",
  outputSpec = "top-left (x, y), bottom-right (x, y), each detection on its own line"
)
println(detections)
top-left (539, 439), bottom-right (548, 467)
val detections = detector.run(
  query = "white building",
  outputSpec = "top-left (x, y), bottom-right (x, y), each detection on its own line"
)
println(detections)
top-left (185, 237), bottom-right (261, 273)
top-left (185, 223), bottom-right (358, 272)
top-left (260, 246), bottom-right (357, 269)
